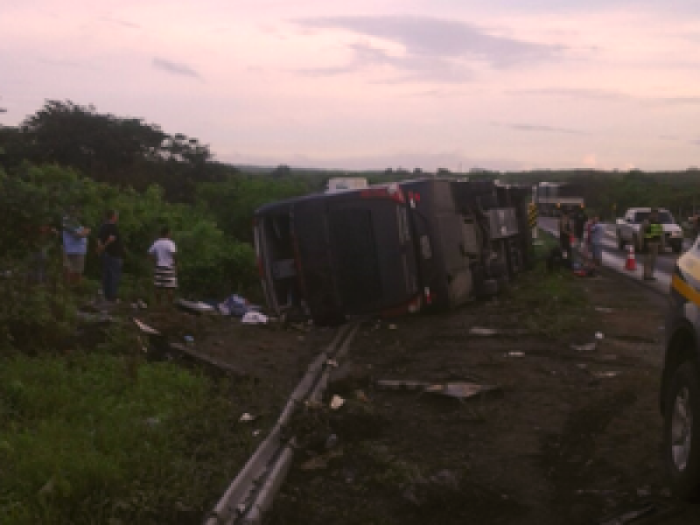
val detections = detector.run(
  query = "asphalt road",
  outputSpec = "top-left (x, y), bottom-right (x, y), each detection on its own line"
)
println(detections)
top-left (538, 217), bottom-right (692, 294)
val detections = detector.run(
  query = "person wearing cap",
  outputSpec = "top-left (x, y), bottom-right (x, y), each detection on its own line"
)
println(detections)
top-left (641, 208), bottom-right (664, 280)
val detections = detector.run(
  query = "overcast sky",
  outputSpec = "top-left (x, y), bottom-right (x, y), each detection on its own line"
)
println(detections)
top-left (2, 0), bottom-right (700, 171)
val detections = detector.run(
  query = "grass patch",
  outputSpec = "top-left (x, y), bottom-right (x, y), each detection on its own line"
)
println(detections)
top-left (0, 352), bottom-right (259, 524)
top-left (505, 232), bottom-right (591, 337)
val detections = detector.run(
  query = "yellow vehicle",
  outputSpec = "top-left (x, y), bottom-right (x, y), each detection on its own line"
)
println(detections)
top-left (662, 240), bottom-right (700, 499)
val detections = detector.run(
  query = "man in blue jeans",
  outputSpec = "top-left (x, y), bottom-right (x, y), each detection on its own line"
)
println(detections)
top-left (97, 210), bottom-right (124, 303)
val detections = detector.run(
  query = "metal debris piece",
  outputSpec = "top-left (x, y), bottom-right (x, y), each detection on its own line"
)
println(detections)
top-left (424, 382), bottom-right (500, 400)
top-left (571, 342), bottom-right (597, 352)
top-left (132, 317), bottom-right (161, 336)
top-left (470, 327), bottom-right (498, 336)
top-left (176, 299), bottom-right (216, 314)
top-left (330, 395), bottom-right (345, 410)
top-left (592, 371), bottom-right (620, 379)
top-left (376, 380), bottom-right (432, 391)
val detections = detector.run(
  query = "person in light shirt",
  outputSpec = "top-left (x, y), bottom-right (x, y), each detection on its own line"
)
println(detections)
top-left (147, 226), bottom-right (177, 306)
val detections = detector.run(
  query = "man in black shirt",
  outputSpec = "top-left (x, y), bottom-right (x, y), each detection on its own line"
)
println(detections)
top-left (97, 210), bottom-right (124, 302)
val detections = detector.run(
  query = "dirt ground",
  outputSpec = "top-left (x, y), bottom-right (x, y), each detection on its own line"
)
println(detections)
top-left (124, 266), bottom-right (700, 525)
top-left (264, 269), bottom-right (698, 525)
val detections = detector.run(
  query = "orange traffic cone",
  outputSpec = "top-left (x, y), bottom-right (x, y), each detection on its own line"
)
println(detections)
top-left (625, 245), bottom-right (637, 271)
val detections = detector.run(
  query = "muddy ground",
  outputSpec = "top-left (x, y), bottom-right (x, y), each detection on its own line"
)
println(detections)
top-left (127, 265), bottom-right (700, 524)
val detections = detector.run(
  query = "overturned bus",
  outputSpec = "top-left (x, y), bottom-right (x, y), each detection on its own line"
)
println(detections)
top-left (253, 179), bottom-right (533, 325)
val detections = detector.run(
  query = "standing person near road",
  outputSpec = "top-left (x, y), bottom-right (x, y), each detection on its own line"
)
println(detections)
top-left (61, 205), bottom-right (91, 285)
top-left (574, 208), bottom-right (588, 246)
top-left (97, 210), bottom-right (124, 302)
top-left (558, 210), bottom-right (574, 264)
top-left (148, 226), bottom-right (177, 306)
top-left (588, 215), bottom-right (605, 268)
top-left (641, 208), bottom-right (664, 281)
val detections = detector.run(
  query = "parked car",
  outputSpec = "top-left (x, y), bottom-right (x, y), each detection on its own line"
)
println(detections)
top-left (616, 207), bottom-right (684, 253)
top-left (661, 238), bottom-right (700, 499)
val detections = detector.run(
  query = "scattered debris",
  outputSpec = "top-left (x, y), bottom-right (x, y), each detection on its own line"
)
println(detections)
top-left (424, 382), bottom-right (501, 400)
top-left (571, 342), bottom-right (597, 352)
top-left (184, 335), bottom-right (195, 345)
top-left (239, 413), bottom-right (256, 423)
top-left (598, 499), bottom-right (683, 525)
top-left (325, 359), bottom-right (339, 368)
top-left (176, 299), bottom-right (216, 315)
top-left (591, 371), bottom-right (620, 379)
top-left (330, 395), bottom-right (345, 410)
top-left (469, 327), bottom-right (528, 337)
top-left (132, 317), bottom-right (161, 336)
top-left (241, 311), bottom-right (268, 324)
top-left (470, 327), bottom-right (498, 336)
top-left (376, 380), bottom-right (432, 391)
top-left (506, 351), bottom-right (525, 358)
top-left (218, 294), bottom-right (260, 317)
top-left (595, 332), bottom-right (605, 340)
top-left (252, 429), bottom-right (261, 437)
top-left (388, 324), bottom-right (398, 330)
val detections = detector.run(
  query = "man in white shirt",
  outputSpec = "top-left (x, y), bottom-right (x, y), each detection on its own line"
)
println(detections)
top-left (148, 226), bottom-right (177, 306)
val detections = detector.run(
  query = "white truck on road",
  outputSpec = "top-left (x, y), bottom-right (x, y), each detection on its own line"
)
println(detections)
top-left (615, 207), bottom-right (684, 253)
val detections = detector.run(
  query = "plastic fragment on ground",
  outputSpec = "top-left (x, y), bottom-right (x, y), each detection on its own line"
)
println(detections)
top-left (330, 395), bottom-right (345, 410)
top-left (571, 342), bottom-right (597, 352)
top-left (469, 327), bottom-right (498, 336)
top-left (241, 311), bottom-right (268, 324)
top-left (424, 382), bottom-right (501, 400)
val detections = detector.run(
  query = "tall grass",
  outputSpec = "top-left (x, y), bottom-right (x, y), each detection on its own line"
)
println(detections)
top-left (0, 353), bottom-right (256, 524)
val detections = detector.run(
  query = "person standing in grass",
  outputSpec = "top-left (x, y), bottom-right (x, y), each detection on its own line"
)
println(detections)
top-left (148, 226), bottom-right (177, 306)
top-left (97, 210), bottom-right (124, 303)
top-left (61, 205), bottom-right (91, 285)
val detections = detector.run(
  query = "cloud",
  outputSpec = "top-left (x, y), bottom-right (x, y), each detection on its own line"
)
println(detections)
top-left (99, 16), bottom-right (141, 29)
top-left (293, 15), bottom-right (565, 83)
top-left (648, 97), bottom-right (700, 106)
top-left (508, 88), bottom-right (633, 102)
top-left (492, 121), bottom-right (586, 135)
top-left (298, 40), bottom-right (474, 83)
top-left (152, 58), bottom-right (202, 79)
